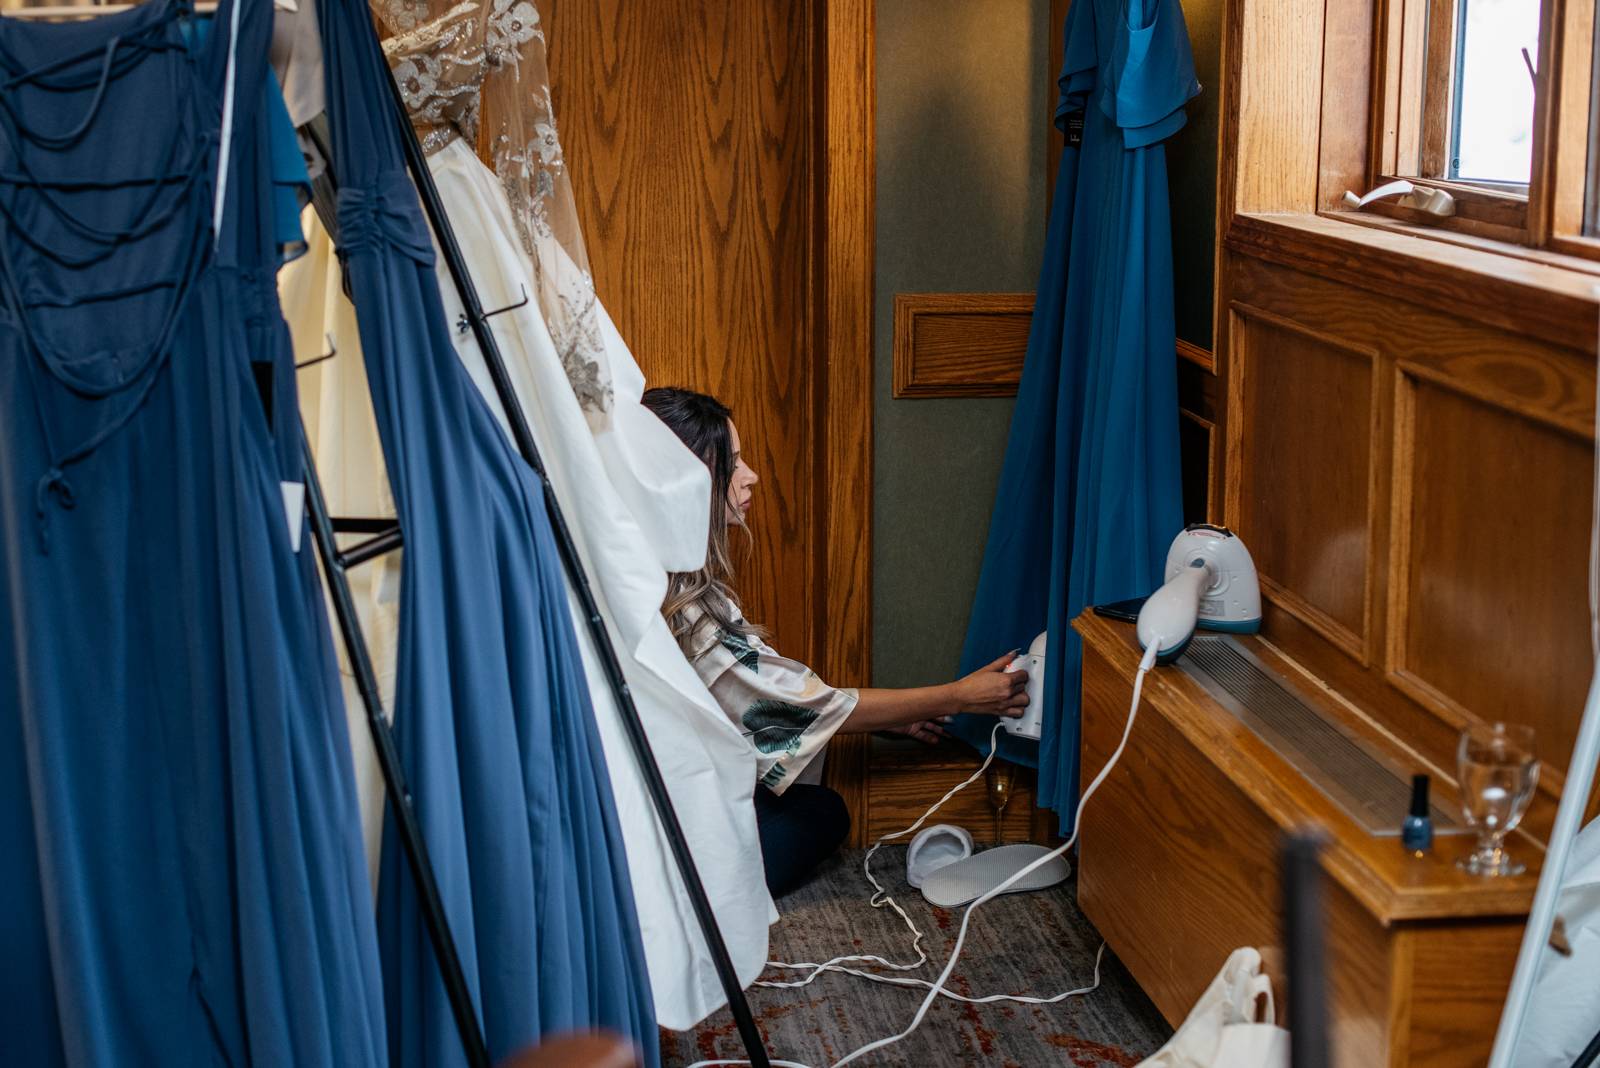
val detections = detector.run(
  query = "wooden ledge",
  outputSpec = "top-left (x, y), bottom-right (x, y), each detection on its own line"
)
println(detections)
top-left (1225, 212), bottom-right (1600, 354)
top-left (1073, 609), bottom-right (1541, 923)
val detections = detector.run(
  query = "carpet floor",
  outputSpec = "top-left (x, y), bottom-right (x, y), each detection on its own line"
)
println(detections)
top-left (660, 848), bottom-right (1172, 1067)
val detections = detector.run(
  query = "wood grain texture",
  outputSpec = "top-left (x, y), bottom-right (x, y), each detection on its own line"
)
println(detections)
top-left (1317, 0), bottom-right (1375, 210)
top-left (1048, 0), bottom-right (1068, 197)
top-left (1529, 0), bottom-right (1596, 242)
top-left (1394, 923), bottom-right (1523, 1067)
top-left (1076, 611), bottom-right (1543, 923)
top-left (818, 0), bottom-right (875, 837)
top-left (1076, 631), bottom-right (1395, 1066)
top-left (1391, 0), bottom-right (1426, 178)
top-left (1219, 0), bottom-right (1324, 215)
top-left (542, 0), bottom-right (819, 666)
top-left (1225, 212), bottom-right (1600, 354)
top-left (540, 0), bottom-right (873, 671)
top-left (1418, 0), bottom-right (1456, 179)
top-left (1390, 376), bottom-right (1593, 770)
top-left (860, 749), bottom-right (1040, 845)
top-left (1230, 304), bottom-right (1378, 662)
top-left (1220, 248), bottom-right (1595, 809)
top-left (891, 292), bottom-right (1033, 398)
top-left (540, 0), bottom-right (875, 837)
top-left (1367, 175), bottom-right (1531, 238)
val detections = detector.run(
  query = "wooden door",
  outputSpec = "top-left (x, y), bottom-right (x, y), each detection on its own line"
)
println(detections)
top-left (540, 0), bottom-right (873, 699)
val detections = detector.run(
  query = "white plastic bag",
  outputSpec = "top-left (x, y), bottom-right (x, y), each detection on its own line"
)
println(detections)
top-left (1137, 947), bottom-right (1290, 1068)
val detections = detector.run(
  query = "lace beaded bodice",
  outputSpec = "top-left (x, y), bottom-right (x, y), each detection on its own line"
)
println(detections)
top-left (374, 0), bottom-right (541, 156)
top-left (370, 0), bottom-right (614, 421)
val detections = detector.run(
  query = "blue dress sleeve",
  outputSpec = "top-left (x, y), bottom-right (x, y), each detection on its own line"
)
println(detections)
top-left (1054, 0), bottom-right (1099, 131)
top-left (1101, 0), bottom-right (1201, 148)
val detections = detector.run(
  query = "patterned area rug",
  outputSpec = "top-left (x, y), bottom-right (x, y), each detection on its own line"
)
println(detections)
top-left (660, 848), bottom-right (1171, 1067)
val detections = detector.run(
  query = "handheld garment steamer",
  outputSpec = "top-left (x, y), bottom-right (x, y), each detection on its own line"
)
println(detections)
top-left (1136, 523), bottom-right (1262, 662)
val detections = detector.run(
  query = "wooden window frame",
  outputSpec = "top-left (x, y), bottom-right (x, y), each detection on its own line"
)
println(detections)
top-left (1347, 0), bottom-right (1600, 258)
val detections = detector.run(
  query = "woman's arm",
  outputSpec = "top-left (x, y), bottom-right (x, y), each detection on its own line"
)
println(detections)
top-left (843, 653), bottom-right (1029, 734)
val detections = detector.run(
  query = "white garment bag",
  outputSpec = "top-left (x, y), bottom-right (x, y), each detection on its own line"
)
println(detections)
top-left (280, 158), bottom-right (776, 1029)
top-left (424, 139), bottom-right (776, 1030)
top-left (1137, 947), bottom-right (1290, 1068)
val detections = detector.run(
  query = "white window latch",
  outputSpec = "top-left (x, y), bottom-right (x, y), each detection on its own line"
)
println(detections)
top-left (1342, 178), bottom-right (1456, 218)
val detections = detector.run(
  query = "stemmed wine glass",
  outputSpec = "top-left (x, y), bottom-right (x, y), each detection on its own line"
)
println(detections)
top-left (1456, 722), bottom-right (1538, 877)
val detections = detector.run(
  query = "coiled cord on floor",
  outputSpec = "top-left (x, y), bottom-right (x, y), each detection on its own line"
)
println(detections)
top-left (688, 640), bottom-right (1161, 1068)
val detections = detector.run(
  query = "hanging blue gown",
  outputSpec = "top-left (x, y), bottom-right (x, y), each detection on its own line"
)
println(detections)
top-left (0, 1), bottom-right (386, 1065)
top-left (953, 0), bottom-right (1199, 832)
top-left (314, 0), bottom-right (658, 1062)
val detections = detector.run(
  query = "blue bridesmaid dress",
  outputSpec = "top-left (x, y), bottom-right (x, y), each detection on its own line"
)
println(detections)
top-left (953, 0), bottom-right (1200, 833)
top-left (0, 0), bottom-right (386, 1063)
top-left (314, 0), bottom-right (659, 1061)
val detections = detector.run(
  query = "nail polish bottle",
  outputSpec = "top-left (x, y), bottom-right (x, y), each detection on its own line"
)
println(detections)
top-left (1402, 773), bottom-right (1433, 856)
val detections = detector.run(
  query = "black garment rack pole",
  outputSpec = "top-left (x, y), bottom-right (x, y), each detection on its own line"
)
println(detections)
top-left (375, 26), bottom-right (773, 1068)
top-left (300, 433), bottom-right (493, 1068)
top-left (1283, 832), bottom-right (1331, 1068)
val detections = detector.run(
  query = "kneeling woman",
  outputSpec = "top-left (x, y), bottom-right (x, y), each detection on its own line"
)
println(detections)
top-left (642, 388), bottom-right (1027, 897)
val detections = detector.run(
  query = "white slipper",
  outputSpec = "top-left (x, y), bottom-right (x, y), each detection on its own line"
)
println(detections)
top-left (906, 824), bottom-right (974, 889)
top-left (919, 843), bottom-right (1071, 908)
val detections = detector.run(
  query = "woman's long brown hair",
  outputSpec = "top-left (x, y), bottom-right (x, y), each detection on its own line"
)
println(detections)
top-left (640, 387), bottom-right (760, 650)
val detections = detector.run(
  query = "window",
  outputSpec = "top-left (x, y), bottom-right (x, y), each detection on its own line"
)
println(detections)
top-left (1447, 0), bottom-right (1542, 186)
top-left (1355, 0), bottom-right (1600, 254)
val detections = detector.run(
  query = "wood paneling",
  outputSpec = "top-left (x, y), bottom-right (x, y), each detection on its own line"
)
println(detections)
top-left (1397, 924), bottom-right (1523, 1066)
top-left (1317, 0), bottom-right (1374, 211)
top-left (861, 740), bottom-right (1039, 844)
top-left (1219, 248), bottom-right (1595, 804)
top-left (541, 1), bottom-right (873, 694)
top-left (1392, 377), bottom-right (1593, 764)
top-left (891, 292), bottom-right (1033, 398)
top-left (1077, 637), bottom-right (1289, 1026)
top-left (1218, 0), bottom-right (1324, 215)
top-left (817, 0), bottom-right (876, 825)
top-left (1230, 306), bottom-right (1377, 661)
top-left (1225, 212), bottom-right (1600, 355)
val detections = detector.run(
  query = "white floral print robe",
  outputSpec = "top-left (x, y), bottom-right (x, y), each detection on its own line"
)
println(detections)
top-left (680, 601), bottom-right (858, 793)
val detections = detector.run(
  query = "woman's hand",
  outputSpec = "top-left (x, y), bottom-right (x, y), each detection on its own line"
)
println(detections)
top-left (949, 652), bottom-right (1029, 717)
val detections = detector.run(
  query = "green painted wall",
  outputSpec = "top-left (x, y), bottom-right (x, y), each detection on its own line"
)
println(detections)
top-left (871, 0), bottom-right (1222, 688)
top-left (872, 0), bottom-right (1049, 688)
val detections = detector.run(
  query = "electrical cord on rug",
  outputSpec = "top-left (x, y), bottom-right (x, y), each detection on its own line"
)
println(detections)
top-left (687, 640), bottom-right (1161, 1068)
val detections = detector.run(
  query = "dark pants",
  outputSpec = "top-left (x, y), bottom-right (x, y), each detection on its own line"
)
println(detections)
top-left (754, 783), bottom-right (851, 897)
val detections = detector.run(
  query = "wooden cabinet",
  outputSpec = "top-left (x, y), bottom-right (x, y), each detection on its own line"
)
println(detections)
top-left (1075, 612), bottom-right (1531, 1067)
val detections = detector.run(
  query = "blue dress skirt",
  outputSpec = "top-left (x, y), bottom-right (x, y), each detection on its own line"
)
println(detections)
top-left (954, 0), bottom-right (1200, 833)
top-left (0, 0), bottom-right (386, 1065)
top-left (315, 0), bottom-right (659, 1061)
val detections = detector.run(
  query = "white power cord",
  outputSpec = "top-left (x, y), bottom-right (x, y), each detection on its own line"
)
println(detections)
top-left (688, 640), bottom-right (1161, 1068)
top-left (756, 721), bottom-right (1007, 992)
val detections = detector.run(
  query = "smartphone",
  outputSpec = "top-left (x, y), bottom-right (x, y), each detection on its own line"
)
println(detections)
top-left (1091, 597), bottom-right (1148, 624)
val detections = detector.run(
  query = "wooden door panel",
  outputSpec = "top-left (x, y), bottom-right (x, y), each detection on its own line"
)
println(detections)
top-left (541, 0), bottom-right (820, 660)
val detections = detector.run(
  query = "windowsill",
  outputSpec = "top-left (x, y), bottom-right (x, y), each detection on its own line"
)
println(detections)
top-left (1224, 210), bottom-right (1600, 353)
